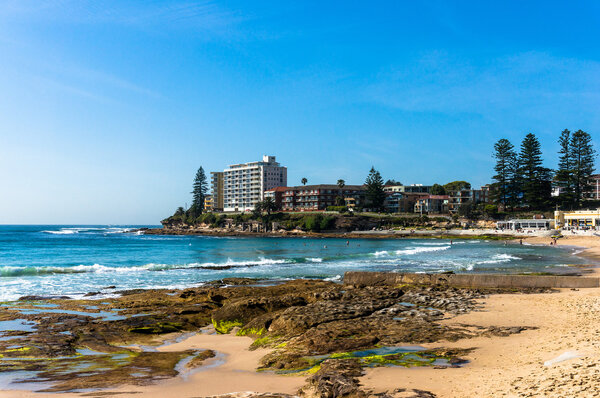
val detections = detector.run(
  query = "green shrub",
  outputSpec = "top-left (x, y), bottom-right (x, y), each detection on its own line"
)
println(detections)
top-left (327, 206), bottom-right (348, 213)
top-left (302, 215), bottom-right (324, 231)
top-left (319, 215), bottom-right (336, 230)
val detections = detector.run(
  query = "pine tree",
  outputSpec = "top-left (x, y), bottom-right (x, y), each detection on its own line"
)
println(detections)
top-left (555, 129), bottom-right (574, 208)
top-left (517, 133), bottom-right (552, 210)
top-left (191, 167), bottom-right (208, 216)
top-left (365, 167), bottom-right (386, 211)
top-left (491, 138), bottom-right (518, 209)
top-left (571, 129), bottom-right (596, 207)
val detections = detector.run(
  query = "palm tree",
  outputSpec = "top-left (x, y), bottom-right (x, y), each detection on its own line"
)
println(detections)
top-left (301, 177), bottom-right (308, 185)
top-left (337, 179), bottom-right (346, 206)
top-left (262, 197), bottom-right (277, 215)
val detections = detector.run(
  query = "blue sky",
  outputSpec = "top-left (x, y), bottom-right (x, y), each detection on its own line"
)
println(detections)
top-left (1, 1), bottom-right (599, 224)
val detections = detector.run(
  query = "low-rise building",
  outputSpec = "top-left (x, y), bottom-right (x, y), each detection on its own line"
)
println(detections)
top-left (282, 185), bottom-right (365, 211)
top-left (497, 219), bottom-right (552, 230)
top-left (448, 188), bottom-right (489, 213)
top-left (384, 192), bottom-right (428, 213)
top-left (586, 174), bottom-right (600, 200)
top-left (414, 195), bottom-right (450, 214)
top-left (204, 195), bottom-right (214, 212)
top-left (383, 184), bottom-right (432, 194)
top-left (555, 209), bottom-right (600, 230)
top-left (264, 186), bottom-right (288, 210)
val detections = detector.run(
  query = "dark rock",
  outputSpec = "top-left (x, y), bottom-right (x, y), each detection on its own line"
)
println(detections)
top-left (18, 295), bottom-right (71, 301)
top-left (299, 358), bottom-right (366, 398)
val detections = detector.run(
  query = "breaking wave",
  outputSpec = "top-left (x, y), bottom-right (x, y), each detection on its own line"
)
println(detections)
top-left (0, 258), bottom-right (296, 277)
top-left (395, 246), bottom-right (451, 255)
top-left (42, 227), bottom-right (135, 235)
top-left (475, 253), bottom-right (521, 265)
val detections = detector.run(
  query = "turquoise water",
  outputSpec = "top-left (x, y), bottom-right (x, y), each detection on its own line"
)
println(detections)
top-left (0, 225), bottom-right (588, 301)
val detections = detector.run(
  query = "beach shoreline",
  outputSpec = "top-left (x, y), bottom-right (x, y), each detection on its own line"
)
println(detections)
top-left (2, 235), bottom-right (600, 398)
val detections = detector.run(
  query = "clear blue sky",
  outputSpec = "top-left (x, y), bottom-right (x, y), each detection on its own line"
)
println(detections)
top-left (1, 1), bottom-right (599, 224)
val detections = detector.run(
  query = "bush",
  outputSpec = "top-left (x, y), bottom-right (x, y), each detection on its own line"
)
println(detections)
top-left (327, 206), bottom-right (348, 213)
top-left (319, 215), bottom-right (336, 230)
top-left (303, 215), bottom-right (321, 231)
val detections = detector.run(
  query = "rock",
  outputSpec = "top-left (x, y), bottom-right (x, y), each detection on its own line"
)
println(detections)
top-left (299, 358), bottom-right (366, 398)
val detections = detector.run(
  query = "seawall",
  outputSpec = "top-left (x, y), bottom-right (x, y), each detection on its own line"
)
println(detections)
top-left (343, 271), bottom-right (600, 289)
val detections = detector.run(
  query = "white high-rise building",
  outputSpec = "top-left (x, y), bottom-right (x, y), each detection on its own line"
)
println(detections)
top-left (222, 155), bottom-right (287, 212)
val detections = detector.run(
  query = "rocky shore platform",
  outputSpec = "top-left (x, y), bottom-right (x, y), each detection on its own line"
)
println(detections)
top-left (0, 274), bottom-right (552, 397)
top-left (142, 226), bottom-right (520, 240)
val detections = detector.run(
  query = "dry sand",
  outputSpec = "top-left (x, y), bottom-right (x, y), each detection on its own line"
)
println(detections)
top-left (3, 235), bottom-right (600, 398)
top-left (361, 235), bottom-right (600, 397)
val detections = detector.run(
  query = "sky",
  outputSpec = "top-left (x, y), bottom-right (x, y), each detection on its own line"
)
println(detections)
top-left (1, 0), bottom-right (599, 224)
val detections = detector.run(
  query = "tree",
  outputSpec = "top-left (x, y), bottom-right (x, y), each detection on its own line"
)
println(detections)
top-left (443, 181), bottom-right (471, 192)
top-left (260, 197), bottom-right (278, 215)
top-left (365, 167), bottom-right (386, 211)
top-left (571, 129), bottom-right (596, 207)
top-left (337, 179), bottom-right (346, 206)
top-left (385, 179), bottom-right (402, 186)
top-left (517, 133), bottom-right (552, 209)
top-left (191, 167), bottom-right (208, 216)
top-left (431, 184), bottom-right (446, 195)
top-left (555, 129), bottom-right (575, 208)
top-left (174, 207), bottom-right (185, 217)
top-left (301, 177), bottom-right (308, 185)
top-left (491, 138), bottom-right (518, 209)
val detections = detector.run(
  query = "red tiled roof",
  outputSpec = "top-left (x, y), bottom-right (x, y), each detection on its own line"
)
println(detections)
top-left (265, 186), bottom-right (289, 192)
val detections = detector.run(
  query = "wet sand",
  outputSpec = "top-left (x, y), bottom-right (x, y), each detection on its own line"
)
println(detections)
top-left (0, 333), bottom-right (305, 398)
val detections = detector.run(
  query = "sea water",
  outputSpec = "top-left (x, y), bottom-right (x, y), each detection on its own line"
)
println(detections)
top-left (0, 225), bottom-right (589, 301)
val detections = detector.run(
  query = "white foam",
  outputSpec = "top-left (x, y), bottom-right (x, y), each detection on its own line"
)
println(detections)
top-left (43, 230), bottom-right (77, 235)
top-left (373, 251), bottom-right (389, 257)
top-left (307, 258), bottom-right (323, 263)
top-left (395, 246), bottom-right (450, 255)
top-left (475, 253), bottom-right (521, 265)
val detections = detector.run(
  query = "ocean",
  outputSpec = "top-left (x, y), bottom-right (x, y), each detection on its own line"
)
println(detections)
top-left (0, 225), bottom-right (588, 301)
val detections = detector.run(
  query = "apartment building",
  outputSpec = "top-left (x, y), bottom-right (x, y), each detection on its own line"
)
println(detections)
top-left (384, 184), bottom-right (432, 194)
top-left (203, 195), bottom-right (214, 212)
top-left (384, 192), bottom-right (429, 213)
top-left (414, 195), bottom-right (450, 214)
top-left (447, 188), bottom-right (489, 213)
top-left (282, 185), bottom-right (365, 211)
top-left (220, 155), bottom-right (287, 212)
top-left (264, 186), bottom-right (288, 209)
top-left (210, 172), bottom-right (224, 211)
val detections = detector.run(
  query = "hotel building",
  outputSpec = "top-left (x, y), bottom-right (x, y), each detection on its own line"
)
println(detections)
top-left (219, 156), bottom-right (287, 212)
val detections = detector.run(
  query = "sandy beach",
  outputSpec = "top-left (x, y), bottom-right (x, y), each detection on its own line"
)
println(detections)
top-left (2, 235), bottom-right (600, 398)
